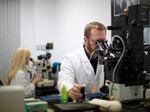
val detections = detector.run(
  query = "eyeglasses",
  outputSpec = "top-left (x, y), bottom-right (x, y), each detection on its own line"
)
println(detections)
top-left (88, 37), bottom-right (105, 45)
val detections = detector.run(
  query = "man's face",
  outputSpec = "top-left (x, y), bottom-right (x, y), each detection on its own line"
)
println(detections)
top-left (84, 28), bottom-right (106, 55)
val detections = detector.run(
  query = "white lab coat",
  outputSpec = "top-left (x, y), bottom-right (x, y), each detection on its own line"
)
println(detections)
top-left (57, 46), bottom-right (104, 93)
top-left (10, 70), bottom-right (35, 97)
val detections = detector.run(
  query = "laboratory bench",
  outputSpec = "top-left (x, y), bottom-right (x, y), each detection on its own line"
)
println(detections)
top-left (34, 92), bottom-right (150, 112)
top-left (46, 99), bottom-right (150, 112)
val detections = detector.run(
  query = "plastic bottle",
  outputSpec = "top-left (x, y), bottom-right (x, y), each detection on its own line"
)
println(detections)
top-left (60, 85), bottom-right (68, 103)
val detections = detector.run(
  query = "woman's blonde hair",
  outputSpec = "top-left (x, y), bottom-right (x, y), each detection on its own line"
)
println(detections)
top-left (7, 48), bottom-right (31, 84)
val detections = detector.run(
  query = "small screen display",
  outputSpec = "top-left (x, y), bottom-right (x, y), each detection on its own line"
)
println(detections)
top-left (113, 0), bottom-right (140, 16)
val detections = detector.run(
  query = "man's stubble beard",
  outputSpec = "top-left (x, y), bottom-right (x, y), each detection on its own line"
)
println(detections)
top-left (87, 43), bottom-right (99, 60)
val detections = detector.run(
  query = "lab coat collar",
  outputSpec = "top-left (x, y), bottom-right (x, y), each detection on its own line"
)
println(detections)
top-left (80, 46), bottom-right (95, 77)
top-left (80, 46), bottom-right (90, 62)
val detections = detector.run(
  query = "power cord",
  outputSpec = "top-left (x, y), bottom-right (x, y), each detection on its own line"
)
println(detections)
top-left (110, 35), bottom-right (126, 96)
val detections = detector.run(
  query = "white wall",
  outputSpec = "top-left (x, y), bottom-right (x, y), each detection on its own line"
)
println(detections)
top-left (0, 0), bottom-right (20, 83)
top-left (20, 0), bottom-right (111, 63)
top-left (20, 0), bottom-right (36, 57)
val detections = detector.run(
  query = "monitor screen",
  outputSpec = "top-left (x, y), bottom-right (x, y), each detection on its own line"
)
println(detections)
top-left (144, 27), bottom-right (150, 45)
top-left (113, 0), bottom-right (140, 16)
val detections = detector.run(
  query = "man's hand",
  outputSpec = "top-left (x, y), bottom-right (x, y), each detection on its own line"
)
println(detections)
top-left (68, 84), bottom-right (85, 100)
top-left (108, 96), bottom-right (116, 100)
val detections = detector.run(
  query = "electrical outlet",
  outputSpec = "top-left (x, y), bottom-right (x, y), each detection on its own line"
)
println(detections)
top-left (36, 45), bottom-right (46, 50)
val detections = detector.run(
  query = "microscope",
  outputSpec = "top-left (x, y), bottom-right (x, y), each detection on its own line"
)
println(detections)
top-left (30, 43), bottom-right (58, 97)
top-left (97, 4), bottom-right (150, 101)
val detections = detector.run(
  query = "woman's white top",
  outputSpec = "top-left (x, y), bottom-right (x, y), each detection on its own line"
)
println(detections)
top-left (10, 70), bottom-right (35, 97)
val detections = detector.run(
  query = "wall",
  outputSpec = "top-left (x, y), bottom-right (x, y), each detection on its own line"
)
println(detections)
top-left (20, 0), bottom-right (35, 55)
top-left (0, 0), bottom-right (20, 83)
top-left (20, 0), bottom-right (56, 59)
top-left (20, 0), bottom-right (111, 62)
top-left (0, 0), bottom-right (111, 82)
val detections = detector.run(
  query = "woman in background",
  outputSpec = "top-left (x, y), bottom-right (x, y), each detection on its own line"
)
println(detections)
top-left (7, 48), bottom-right (41, 97)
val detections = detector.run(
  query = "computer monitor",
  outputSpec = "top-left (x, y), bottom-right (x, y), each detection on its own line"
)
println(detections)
top-left (0, 86), bottom-right (25, 112)
top-left (112, 0), bottom-right (140, 17)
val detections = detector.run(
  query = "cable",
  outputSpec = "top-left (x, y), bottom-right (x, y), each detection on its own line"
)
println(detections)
top-left (110, 35), bottom-right (126, 96)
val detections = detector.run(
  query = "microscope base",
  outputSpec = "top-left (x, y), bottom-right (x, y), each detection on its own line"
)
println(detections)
top-left (106, 80), bottom-right (144, 101)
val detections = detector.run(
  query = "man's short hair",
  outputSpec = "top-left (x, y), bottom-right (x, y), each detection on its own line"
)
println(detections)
top-left (84, 22), bottom-right (106, 38)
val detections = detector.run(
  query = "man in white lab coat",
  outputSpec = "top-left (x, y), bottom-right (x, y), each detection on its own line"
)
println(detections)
top-left (57, 21), bottom-right (107, 100)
